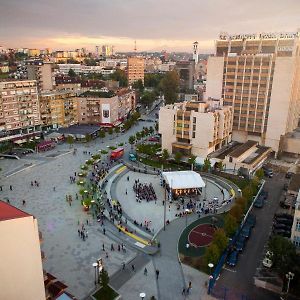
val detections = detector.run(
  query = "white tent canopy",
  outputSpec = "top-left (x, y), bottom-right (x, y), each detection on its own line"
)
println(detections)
top-left (162, 171), bottom-right (205, 190)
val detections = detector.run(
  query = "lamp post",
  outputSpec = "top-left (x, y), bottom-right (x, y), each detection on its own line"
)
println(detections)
top-left (208, 263), bottom-right (214, 275)
top-left (139, 292), bottom-right (146, 300)
top-left (285, 271), bottom-right (294, 299)
top-left (185, 209), bottom-right (190, 228)
top-left (92, 263), bottom-right (98, 285)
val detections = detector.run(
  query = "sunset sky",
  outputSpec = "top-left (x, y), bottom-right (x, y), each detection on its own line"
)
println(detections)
top-left (0, 0), bottom-right (299, 52)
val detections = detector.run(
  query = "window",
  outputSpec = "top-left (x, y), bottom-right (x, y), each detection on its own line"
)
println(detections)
top-left (192, 132), bottom-right (195, 138)
top-left (296, 219), bottom-right (300, 232)
top-left (293, 236), bottom-right (300, 248)
top-left (193, 117), bottom-right (196, 123)
top-left (103, 110), bottom-right (109, 118)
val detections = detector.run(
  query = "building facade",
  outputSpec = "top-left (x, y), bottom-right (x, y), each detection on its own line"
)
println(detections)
top-left (39, 91), bottom-right (78, 128)
top-left (175, 60), bottom-right (195, 90)
top-left (291, 190), bottom-right (300, 249)
top-left (0, 80), bottom-right (41, 133)
top-left (27, 60), bottom-right (55, 91)
top-left (206, 31), bottom-right (300, 152)
top-left (0, 201), bottom-right (46, 300)
top-left (159, 100), bottom-right (233, 157)
top-left (127, 57), bottom-right (145, 85)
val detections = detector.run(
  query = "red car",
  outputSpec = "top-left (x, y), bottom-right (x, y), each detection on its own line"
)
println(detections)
top-left (148, 136), bottom-right (159, 142)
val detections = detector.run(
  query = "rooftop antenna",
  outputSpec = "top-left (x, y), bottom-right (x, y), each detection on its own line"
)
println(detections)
top-left (134, 40), bottom-right (137, 53)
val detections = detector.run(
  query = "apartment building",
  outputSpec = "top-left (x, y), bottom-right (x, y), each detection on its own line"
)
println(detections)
top-left (26, 60), bottom-right (55, 91)
top-left (127, 56), bottom-right (145, 85)
top-left (0, 200), bottom-right (46, 300)
top-left (0, 80), bottom-right (41, 133)
top-left (159, 100), bottom-right (233, 157)
top-left (39, 91), bottom-right (78, 128)
top-left (291, 190), bottom-right (300, 249)
top-left (175, 60), bottom-right (195, 90)
top-left (77, 88), bottom-right (136, 126)
top-left (206, 31), bottom-right (300, 153)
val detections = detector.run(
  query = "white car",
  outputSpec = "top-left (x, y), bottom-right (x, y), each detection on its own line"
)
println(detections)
top-left (262, 251), bottom-right (273, 268)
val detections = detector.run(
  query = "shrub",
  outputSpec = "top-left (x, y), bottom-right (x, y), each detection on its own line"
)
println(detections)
top-left (100, 150), bottom-right (108, 154)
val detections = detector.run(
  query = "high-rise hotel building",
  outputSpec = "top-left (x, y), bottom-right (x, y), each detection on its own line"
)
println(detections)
top-left (206, 31), bottom-right (300, 152)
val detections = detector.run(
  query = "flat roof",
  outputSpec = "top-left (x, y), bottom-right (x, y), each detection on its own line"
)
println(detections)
top-left (162, 171), bottom-right (205, 189)
top-left (242, 146), bottom-right (272, 165)
top-left (228, 140), bottom-right (257, 158)
top-left (0, 200), bottom-right (31, 221)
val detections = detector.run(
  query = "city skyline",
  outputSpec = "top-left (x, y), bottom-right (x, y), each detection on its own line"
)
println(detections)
top-left (1, 0), bottom-right (299, 52)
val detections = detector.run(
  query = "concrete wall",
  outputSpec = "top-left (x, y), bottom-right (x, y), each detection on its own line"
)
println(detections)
top-left (265, 57), bottom-right (295, 151)
top-left (206, 56), bottom-right (224, 100)
top-left (159, 107), bottom-right (176, 152)
top-left (0, 216), bottom-right (45, 300)
top-left (282, 137), bottom-right (300, 155)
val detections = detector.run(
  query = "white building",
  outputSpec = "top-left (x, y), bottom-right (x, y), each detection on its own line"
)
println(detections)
top-left (291, 190), bottom-right (300, 249)
top-left (0, 201), bottom-right (46, 300)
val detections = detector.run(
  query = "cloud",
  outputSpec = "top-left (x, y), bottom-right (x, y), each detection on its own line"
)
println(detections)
top-left (0, 0), bottom-right (299, 51)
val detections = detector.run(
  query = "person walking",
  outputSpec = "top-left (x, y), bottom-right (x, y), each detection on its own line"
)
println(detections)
top-left (9, 185), bottom-right (13, 191)
top-left (182, 287), bottom-right (186, 295)
top-left (156, 269), bottom-right (159, 279)
top-left (22, 200), bottom-right (26, 206)
top-left (144, 267), bottom-right (148, 276)
top-left (131, 264), bottom-right (135, 272)
top-left (102, 243), bottom-right (105, 251)
top-left (122, 262), bottom-right (125, 270)
top-left (103, 228), bottom-right (106, 235)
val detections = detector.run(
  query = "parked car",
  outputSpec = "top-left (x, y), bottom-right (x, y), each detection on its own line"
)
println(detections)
top-left (273, 223), bottom-right (291, 231)
top-left (235, 236), bottom-right (246, 252)
top-left (274, 213), bottom-right (293, 220)
top-left (148, 136), bottom-right (160, 142)
top-left (283, 183), bottom-right (289, 191)
top-left (254, 197), bottom-right (264, 208)
top-left (227, 250), bottom-right (239, 267)
top-left (274, 218), bottom-right (293, 226)
top-left (262, 166), bottom-right (273, 178)
top-left (241, 226), bottom-right (252, 238)
top-left (260, 190), bottom-right (268, 200)
top-left (272, 228), bottom-right (291, 238)
top-left (285, 172), bottom-right (292, 179)
top-left (245, 214), bottom-right (256, 228)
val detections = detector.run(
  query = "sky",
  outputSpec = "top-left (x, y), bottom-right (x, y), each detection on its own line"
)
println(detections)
top-left (0, 0), bottom-right (299, 53)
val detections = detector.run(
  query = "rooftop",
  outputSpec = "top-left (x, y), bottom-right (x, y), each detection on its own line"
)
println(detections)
top-left (79, 90), bottom-right (116, 98)
top-left (289, 174), bottom-right (300, 193)
top-left (0, 200), bottom-right (31, 221)
top-left (228, 140), bottom-right (257, 158)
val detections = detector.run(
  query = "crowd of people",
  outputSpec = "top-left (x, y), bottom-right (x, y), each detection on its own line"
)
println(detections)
top-left (133, 180), bottom-right (157, 203)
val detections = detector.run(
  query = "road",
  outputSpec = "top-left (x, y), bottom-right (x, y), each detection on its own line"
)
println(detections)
top-left (214, 173), bottom-right (287, 300)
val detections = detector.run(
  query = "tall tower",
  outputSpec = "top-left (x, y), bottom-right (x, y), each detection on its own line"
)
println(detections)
top-left (193, 41), bottom-right (199, 64)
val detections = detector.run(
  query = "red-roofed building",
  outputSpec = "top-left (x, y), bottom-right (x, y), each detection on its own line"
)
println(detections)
top-left (0, 200), bottom-right (46, 300)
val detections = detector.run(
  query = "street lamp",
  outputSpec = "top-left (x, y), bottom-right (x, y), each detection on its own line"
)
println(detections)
top-left (185, 209), bottom-right (190, 228)
top-left (139, 292), bottom-right (146, 300)
top-left (92, 263), bottom-right (98, 285)
top-left (285, 271), bottom-right (294, 299)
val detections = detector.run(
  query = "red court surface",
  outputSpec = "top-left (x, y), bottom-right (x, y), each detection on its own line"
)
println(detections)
top-left (188, 223), bottom-right (216, 248)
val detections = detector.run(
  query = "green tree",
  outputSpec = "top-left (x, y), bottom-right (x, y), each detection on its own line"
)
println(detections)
top-left (255, 168), bottom-right (264, 180)
top-left (68, 68), bottom-right (76, 77)
top-left (144, 127), bottom-right (149, 136)
top-left (144, 73), bottom-right (164, 88)
top-left (213, 229), bottom-right (228, 253)
top-left (203, 243), bottom-right (221, 268)
top-left (162, 149), bottom-right (169, 162)
top-left (132, 79), bottom-right (144, 93)
top-left (149, 126), bottom-right (154, 135)
top-left (66, 135), bottom-right (74, 148)
top-left (236, 197), bottom-right (247, 212)
top-left (155, 122), bottom-right (158, 131)
top-left (114, 127), bottom-right (120, 135)
top-left (202, 158), bottom-right (211, 172)
top-left (128, 135), bottom-right (135, 148)
top-left (188, 155), bottom-right (197, 167)
top-left (224, 214), bottom-right (237, 237)
top-left (110, 69), bottom-right (128, 87)
top-left (99, 269), bottom-right (109, 290)
top-left (229, 204), bottom-right (243, 222)
top-left (108, 127), bottom-right (113, 135)
top-left (136, 132), bottom-right (141, 141)
top-left (159, 70), bottom-right (180, 104)
top-left (174, 151), bottom-right (183, 164)
top-left (99, 130), bottom-right (105, 139)
top-left (85, 134), bottom-right (92, 143)
top-left (268, 235), bottom-right (298, 276)
top-left (140, 91), bottom-right (155, 107)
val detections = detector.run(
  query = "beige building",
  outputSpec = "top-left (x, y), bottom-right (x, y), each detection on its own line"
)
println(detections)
top-left (159, 100), bottom-right (233, 157)
top-left (39, 91), bottom-right (78, 128)
top-left (127, 56), bottom-right (145, 85)
top-left (77, 88), bottom-right (136, 126)
top-left (0, 200), bottom-right (46, 300)
top-left (206, 31), bottom-right (300, 153)
top-left (0, 80), bottom-right (41, 133)
top-left (291, 190), bottom-right (300, 249)
top-left (27, 60), bottom-right (55, 91)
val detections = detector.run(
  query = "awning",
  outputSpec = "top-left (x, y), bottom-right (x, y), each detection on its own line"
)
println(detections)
top-left (162, 171), bottom-right (205, 189)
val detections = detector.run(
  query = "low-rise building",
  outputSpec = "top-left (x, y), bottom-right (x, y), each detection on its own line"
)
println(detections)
top-left (0, 200), bottom-right (46, 300)
top-left (0, 80), bottom-right (41, 133)
top-left (159, 100), bottom-right (233, 156)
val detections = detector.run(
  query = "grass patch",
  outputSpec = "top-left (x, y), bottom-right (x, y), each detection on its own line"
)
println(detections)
top-left (100, 150), bottom-right (108, 154)
top-left (118, 142), bottom-right (124, 146)
top-left (109, 146), bottom-right (117, 150)
top-left (92, 286), bottom-right (119, 300)
top-left (139, 157), bottom-right (185, 171)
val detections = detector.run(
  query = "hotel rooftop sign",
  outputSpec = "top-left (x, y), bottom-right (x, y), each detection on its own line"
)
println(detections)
top-left (219, 32), bottom-right (300, 41)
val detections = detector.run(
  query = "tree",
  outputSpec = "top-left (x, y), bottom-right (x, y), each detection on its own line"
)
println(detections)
top-left (188, 155), bottom-right (197, 167)
top-left (108, 127), bottom-right (113, 135)
top-left (99, 130), bottom-right (105, 139)
top-left (144, 127), bottom-right (149, 136)
top-left (236, 197), bottom-right (247, 212)
top-left (136, 132), bottom-right (141, 141)
top-left (229, 204), bottom-right (243, 222)
top-left (202, 158), bottom-right (211, 172)
top-left (114, 127), bottom-right (120, 135)
top-left (140, 91), bottom-right (155, 107)
top-left (66, 135), bottom-right (74, 148)
top-left (132, 79), bottom-right (144, 93)
top-left (110, 69), bottom-right (128, 87)
top-left (99, 269), bottom-right (109, 290)
top-left (144, 73), bottom-right (164, 88)
top-left (174, 151), bottom-right (183, 164)
top-left (255, 168), bottom-right (264, 180)
top-left (155, 122), bottom-right (158, 131)
top-left (68, 68), bottom-right (76, 77)
top-left (213, 229), bottom-right (228, 253)
top-left (203, 243), bottom-right (221, 268)
top-left (224, 214), bottom-right (237, 237)
top-left (268, 235), bottom-right (298, 276)
top-left (159, 70), bottom-right (180, 104)
top-left (128, 135), bottom-right (135, 148)
top-left (85, 134), bottom-right (92, 143)
top-left (149, 126), bottom-right (154, 135)
top-left (162, 149), bottom-right (169, 162)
